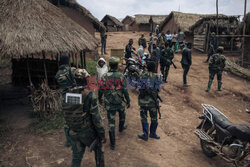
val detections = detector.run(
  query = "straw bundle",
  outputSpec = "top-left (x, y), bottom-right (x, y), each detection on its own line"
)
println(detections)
top-left (30, 81), bottom-right (62, 119)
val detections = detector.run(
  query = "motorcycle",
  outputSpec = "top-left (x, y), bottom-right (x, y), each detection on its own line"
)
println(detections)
top-left (194, 104), bottom-right (250, 167)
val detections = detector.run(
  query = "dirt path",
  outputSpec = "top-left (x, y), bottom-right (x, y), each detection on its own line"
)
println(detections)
top-left (0, 32), bottom-right (250, 167)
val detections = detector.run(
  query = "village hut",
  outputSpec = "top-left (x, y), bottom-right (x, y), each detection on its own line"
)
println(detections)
top-left (101, 15), bottom-right (124, 32)
top-left (0, 0), bottom-right (98, 87)
top-left (159, 11), bottom-right (207, 42)
top-left (190, 15), bottom-right (239, 53)
top-left (122, 16), bottom-right (135, 31)
top-left (48, 0), bottom-right (106, 36)
top-left (130, 15), bottom-right (168, 32)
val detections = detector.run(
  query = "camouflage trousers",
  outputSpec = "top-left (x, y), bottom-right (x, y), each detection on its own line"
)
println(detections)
top-left (209, 69), bottom-right (222, 82)
top-left (69, 129), bottom-right (104, 167)
top-left (107, 109), bottom-right (126, 132)
top-left (140, 107), bottom-right (158, 124)
top-left (160, 64), bottom-right (170, 81)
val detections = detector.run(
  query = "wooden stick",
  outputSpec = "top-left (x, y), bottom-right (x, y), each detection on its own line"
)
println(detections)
top-left (76, 53), bottom-right (78, 68)
top-left (26, 55), bottom-right (32, 86)
top-left (42, 51), bottom-right (48, 84)
top-left (216, 0), bottom-right (219, 35)
top-left (83, 51), bottom-right (86, 69)
top-left (80, 51), bottom-right (84, 68)
top-left (241, 0), bottom-right (247, 66)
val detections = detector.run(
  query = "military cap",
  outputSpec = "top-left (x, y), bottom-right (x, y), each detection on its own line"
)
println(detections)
top-left (75, 68), bottom-right (90, 78)
top-left (109, 57), bottom-right (120, 65)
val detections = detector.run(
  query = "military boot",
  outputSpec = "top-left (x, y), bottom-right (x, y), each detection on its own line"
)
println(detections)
top-left (119, 120), bottom-right (127, 132)
top-left (218, 82), bottom-right (222, 91)
top-left (64, 127), bottom-right (71, 147)
top-left (149, 123), bottom-right (160, 139)
top-left (206, 80), bottom-right (212, 92)
top-left (109, 131), bottom-right (115, 150)
top-left (138, 123), bottom-right (149, 141)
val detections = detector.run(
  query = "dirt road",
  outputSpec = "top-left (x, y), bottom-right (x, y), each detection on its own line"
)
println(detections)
top-left (0, 32), bottom-right (249, 167)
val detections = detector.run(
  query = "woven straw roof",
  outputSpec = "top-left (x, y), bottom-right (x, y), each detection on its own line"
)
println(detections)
top-left (48, 0), bottom-right (106, 32)
top-left (134, 14), bottom-right (168, 25)
top-left (101, 15), bottom-right (123, 27)
top-left (0, 0), bottom-right (98, 59)
top-left (122, 15), bottom-right (135, 24)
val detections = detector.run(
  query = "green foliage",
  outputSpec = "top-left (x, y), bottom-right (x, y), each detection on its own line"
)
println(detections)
top-left (30, 113), bottom-right (65, 134)
top-left (86, 60), bottom-right (97, 76)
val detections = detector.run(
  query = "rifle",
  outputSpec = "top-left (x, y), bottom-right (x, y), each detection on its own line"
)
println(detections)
top-left (88, 138), bottom-right (99, 152)
top-left (171, 60), bottom-right (177, 69)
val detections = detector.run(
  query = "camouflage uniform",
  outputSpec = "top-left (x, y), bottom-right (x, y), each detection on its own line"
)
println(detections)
top-left (55, 64), bottom-right (77, 147)
top-left (160, 47), bottom-right (174, 82)
top-left (138, 71), bottom-right (162, 141)
top-left (206, 48), bottom-right (226, 92)
top-left (98, 57), bottom-right (130, 150)
top-left (56, 65), bottom-right (106, 167)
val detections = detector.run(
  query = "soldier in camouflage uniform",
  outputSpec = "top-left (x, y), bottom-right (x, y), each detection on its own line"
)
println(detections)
top-left (138, 61), bottom-right (162, 141)
top-left (55, 55), bottom-right (106, 167)
top-left (98, 57), bottom-right (130, 150)
top-left (160, 42), bottom-right (174, 83)
top-left (206, 46), bottom-right (226, 92)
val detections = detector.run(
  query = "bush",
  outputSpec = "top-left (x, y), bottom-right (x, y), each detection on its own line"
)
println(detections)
top-left (86, 60), bottom-right (97, 76)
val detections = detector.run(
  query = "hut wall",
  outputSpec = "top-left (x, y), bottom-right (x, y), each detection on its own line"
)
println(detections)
top-left (122, 18), bottom-right (133, 31)
top-left (138, 24), bottom-right (151, 32)
top-left (161, 16), bottom-right (179, 34)
top-left (59, 7), bottom-right (95, 36)
top-left (12, 58), bottom-right (58, 87)
top-left (130, 22), bottom-right (138, 31)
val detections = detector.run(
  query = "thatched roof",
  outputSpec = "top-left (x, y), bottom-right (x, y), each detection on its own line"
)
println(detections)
top-left (48, 0), bottom-right (106, 32)
top-left (122, 15), bottom-right (135, 24)
top-left (160, 11), bottom-right (205, 32)
top-left (0, 0), bottom-right (98, 59)
top-left (190, 15), bottom-right (239, 31)
top-left (134, 15), bottom-right (168, 25)
top-left (101, 15), bottom-right (123, 27)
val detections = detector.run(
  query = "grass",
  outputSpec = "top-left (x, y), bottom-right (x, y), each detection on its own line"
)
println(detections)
top-left (30, 113), bottom-right (65, 135)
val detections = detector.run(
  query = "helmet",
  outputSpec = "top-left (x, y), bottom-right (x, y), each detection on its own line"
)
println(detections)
top-left (109, 57), bottom-right (120, 65)
top-left (75, 68), bottom-right (90, 78)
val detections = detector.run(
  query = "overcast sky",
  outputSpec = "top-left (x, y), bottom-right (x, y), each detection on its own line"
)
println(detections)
top-left (77, 0), bottom-right (249, 20)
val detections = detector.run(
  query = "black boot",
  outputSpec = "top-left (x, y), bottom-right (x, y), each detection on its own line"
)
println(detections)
top-left (64, 127), bottom-right (71, 147)
top-left (149, 123), bottom-right (160, 139)
top-left (119, 120), bottom-right (127, 132)
top-left (138, 123), bottom-right (148, 141)
top-left (109, 131), bottom-right (115, 150)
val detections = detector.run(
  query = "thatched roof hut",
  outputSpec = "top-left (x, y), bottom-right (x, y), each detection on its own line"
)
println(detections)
top-left (0, 0), bottom-right (98, 86)
top-left (190, 15), bottom-right (239, 53)
top-left (243, 12), bottom-right (250, 67)
top-left (48, 0), bottom-right (106, 35)
top-left (130, 14), bottom-right (168, 32)
top-left (122, 16), bottom-right (134, 31)
top-left (101, 15), bottom-right (123, 32)
top-left (160, 11), bottom-right (205, 34)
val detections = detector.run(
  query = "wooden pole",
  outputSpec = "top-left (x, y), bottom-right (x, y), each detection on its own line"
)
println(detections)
top-left (26, 56), bottom-right (32, 87)
top-left (216, 0), bottom-right (219, 35)
top-left (42, 51), bottom-right (48, 84)
top-left (80, 51), bottom-right (84, 68)
top-left (76, 53), bottom-right (78, 68)
top-left (83, 51), bottom-right (86, 69)
top-left (241, 0), bottom-right (247, 66)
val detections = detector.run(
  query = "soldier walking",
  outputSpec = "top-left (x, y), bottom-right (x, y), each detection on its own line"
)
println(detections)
top-left (205, 32), bottom-right (217, 63)
top-left (180, 43), bottom-right (192, 87)
top-left (160, 42), bottom-right (174, 83)
top-left (55, 55), bottom-right (106, 167)
top-left (151, 42), bottom-right (161, 73)
top-left (206, 47), bottom-right (226, 92)
top-left (138, 61), bottom-right (162, 141)
top-left (98, 57), bottom-right (130, 150)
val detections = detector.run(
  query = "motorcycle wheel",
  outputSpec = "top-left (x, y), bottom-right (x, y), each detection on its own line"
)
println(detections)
top-left (200, 139), bottom-right (217, 158)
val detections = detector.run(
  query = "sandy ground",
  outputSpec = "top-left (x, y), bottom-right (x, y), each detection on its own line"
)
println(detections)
top-left (0, 32), bottom-right (250, 167)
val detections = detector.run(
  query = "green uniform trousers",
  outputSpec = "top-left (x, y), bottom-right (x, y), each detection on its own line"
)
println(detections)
top-left (140, 107), bottom-right (158, 124)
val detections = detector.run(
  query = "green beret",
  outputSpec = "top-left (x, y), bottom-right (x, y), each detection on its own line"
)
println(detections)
top-left (109, 57), bottom-right (120, 65)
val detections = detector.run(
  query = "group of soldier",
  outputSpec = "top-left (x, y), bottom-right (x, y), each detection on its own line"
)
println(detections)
top-left (55, 29), bottom-right (226, 167)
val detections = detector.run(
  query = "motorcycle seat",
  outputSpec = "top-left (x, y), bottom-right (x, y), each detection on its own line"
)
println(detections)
top-left (207, 108), bottom-right (232, 129)
top-left (227, 124), bottom-right (250, 142)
